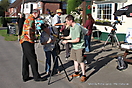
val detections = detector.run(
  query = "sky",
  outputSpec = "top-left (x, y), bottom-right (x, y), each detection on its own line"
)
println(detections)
top-left (10, 0), bottom-right (16, 3)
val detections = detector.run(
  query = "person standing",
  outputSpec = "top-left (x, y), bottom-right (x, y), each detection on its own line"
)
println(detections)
top-left (19, 9), bottom-right (46, 82)
top-left (60, 24), bottom-right (71, 60)
top-left (16, 13), bottom-right (25, 39)
top-left (62, 15), bottom-right (86, 82)
top-left (40, 24), bottom-right (60, 75)
top-left (84, 14), bottom-right (95, 52)
top-left (35, 17), bottom-right (44, 42)
top-left (52, 9), bottom-right (62, 36)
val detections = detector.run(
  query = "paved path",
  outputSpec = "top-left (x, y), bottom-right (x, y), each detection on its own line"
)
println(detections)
top-left (0, 35), bottom-right (132, 88)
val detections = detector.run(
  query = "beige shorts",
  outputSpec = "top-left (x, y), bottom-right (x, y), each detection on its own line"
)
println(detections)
top-left (70, 48), bottom-right (84, 63)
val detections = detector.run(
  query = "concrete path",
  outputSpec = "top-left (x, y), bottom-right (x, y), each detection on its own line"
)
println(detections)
top-left (0, 35), bottom-right (132, 88)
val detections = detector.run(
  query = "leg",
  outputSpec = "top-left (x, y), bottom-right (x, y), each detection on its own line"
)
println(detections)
top-left (22, 53), bottom-right (30, 80)
top-left (52, 49), bottom-right (59, 72)
top-left (87, 35), bottom-right (91, 51)
top-left (76, 48), bottom-right (86, 75)
top-left (70, 49), bottom-right (79, 72)
top-left (65, 43), bottom-right (70, 58)
top-left (45, 51), bottom-right (52, 73)
top-left (84, 35), bottom-right (91, 52)
top-left (74, 60), bottom-right (79, 72)
top-left (76, 48), bottom-right (86, 82)
top-left (21, 42), bottom-right (41, 80)
top-left (84, 35), bottom-right (89, 52)
top-left (80, 62), bottom-right (86, 75)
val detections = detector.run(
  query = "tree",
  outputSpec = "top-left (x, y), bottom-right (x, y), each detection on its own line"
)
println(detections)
top-left (0, 0), bottom-right (10, 16)
top-left (67, 0), bottom-right (82, 14)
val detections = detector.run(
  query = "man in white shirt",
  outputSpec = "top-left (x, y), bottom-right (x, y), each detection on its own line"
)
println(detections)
top-left (52, 9), bottom-right (62, 36)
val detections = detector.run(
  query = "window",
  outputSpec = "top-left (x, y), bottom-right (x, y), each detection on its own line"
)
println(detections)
top-left (97, 3), bottom-right (112, 20)
top-left (26, 4), bottom-right (28, 8)
top-left (38, 2), bottom-right (41, 7)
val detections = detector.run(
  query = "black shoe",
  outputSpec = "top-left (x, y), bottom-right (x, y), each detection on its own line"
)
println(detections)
top-left (34, 78), bottom-right (47, 82)
top-left (23, 77), bottom-right (33, 82)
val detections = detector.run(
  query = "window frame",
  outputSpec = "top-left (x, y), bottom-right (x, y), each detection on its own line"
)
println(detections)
top-left (96, 3), bottom-right (115, 21)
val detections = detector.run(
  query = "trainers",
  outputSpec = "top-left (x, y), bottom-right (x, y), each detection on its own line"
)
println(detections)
top-left (80, 75), bottom-right (87, 82)
top-left (69, 73), bottom-right (80, 78)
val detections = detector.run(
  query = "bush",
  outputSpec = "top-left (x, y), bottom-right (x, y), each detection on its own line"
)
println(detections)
top-left (0, 17), bottom-right (18, 27)
top-left (67, 0), bottom-right (82, 14)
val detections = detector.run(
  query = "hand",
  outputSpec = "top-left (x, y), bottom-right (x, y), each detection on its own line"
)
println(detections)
top-left (47, 38), bottom-right (51, 43)
top-left (62, 40), bottom-right (68, 44)
top-left (60, 36), bottom-right (64, 39)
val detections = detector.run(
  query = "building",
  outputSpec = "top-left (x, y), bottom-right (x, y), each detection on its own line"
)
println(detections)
top-left (92, 0), bottom-right (132, 41)
top-left (5, 0), bottom-right (67, 17)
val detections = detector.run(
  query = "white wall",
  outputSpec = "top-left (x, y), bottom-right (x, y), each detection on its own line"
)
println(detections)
top-left (21, 2), bottom-right (37, 14)
top-left (92, 0), bottom-right (132, 34)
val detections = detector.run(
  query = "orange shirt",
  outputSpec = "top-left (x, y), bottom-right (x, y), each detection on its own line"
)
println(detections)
top-left (19, 14), bottom-right (36, 44)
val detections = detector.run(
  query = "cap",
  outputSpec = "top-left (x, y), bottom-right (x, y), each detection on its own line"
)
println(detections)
top-left (56, 9), bottom-right (62, 13)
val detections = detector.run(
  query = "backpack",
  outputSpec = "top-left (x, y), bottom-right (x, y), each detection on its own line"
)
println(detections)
top-left (76, 23), bottom-right (88, 35)
top-left (116, 56), bottom-right (128, 71)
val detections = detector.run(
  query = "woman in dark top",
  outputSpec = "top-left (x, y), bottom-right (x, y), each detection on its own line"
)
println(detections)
top-left (60, 24), bottom-right (71, 60)
top-left (17, 14), bottom-right (25, 36)
top-left (84, 14), bottom-right (95, 52)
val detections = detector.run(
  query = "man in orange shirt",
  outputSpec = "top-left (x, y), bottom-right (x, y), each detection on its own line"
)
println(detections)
top-left (20, 9), bottom-right (46, 82)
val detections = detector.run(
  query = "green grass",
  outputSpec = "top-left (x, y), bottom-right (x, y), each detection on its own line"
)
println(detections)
top-left (0, 29), bottom-right (18, 41)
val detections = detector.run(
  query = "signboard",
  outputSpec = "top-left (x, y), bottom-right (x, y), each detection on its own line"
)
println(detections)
top-left (7, 24), bottom-right (16, 34)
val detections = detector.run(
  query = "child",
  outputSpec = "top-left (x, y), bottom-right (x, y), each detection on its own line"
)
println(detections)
top-left (40, 24), bottom-right (60, 75)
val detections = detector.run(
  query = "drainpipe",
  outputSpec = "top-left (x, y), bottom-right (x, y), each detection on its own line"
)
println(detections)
top-left (22, 0), bottom-right (25, 14)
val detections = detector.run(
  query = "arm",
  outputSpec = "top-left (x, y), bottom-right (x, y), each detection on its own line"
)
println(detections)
top-left (61, 35), bottom-right (71, 40)
top-left (62, 37), bottom-right (80, 44)
top-left (41, 38), bottom-right (52, 45)
top-left (55, 23), bottom-right (65, 26)
top-left (84, 20), bottom-right (92, 29)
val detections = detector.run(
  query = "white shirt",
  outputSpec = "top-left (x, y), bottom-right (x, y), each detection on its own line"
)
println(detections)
top-left (52, 14), bottom-right (61, 28)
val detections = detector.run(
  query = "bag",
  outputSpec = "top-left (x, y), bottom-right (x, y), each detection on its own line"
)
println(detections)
top-left (50, 25), bottom-right (61, 55)
top-left (116, 56), bottom-right (127, 71)
top-left (76, 23), bottom-right (88, 35)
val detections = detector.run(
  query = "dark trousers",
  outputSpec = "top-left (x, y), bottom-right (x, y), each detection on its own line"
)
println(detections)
top-left (21, 41), bottom-right (40, 80)
top-left (65, 43), bottom-right (71, 57)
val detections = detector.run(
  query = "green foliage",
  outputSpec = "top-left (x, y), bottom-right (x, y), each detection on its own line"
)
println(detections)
top-left (0, 0), bottom-right (10, 10)
top-left (0, 30), bottom-right (18, 41)
top-left (70, 11), bottom-right (82, 24)
top-left (0, 0), bottom-right (10, 16)
top-left (0, 17), bottom-right (18, 27)
top-left (96, 19), bottom-right (111, 23)
top-left (67, 0), bottom-right (82, 14)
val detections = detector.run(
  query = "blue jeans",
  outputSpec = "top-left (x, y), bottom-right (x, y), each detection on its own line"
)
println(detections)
top-left (84, 35), bottom-right (91, 52)
top-left (44, 49), bottom-right (59, 73)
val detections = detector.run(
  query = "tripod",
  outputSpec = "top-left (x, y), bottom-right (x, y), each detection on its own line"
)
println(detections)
top-left (48, 54), bottom-right (71, 85)
top-left (103, 27), bottom-right (120, 49)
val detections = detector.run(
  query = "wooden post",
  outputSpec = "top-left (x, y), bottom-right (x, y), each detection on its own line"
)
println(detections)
top-left (82, 1), bottom-right (86, 25)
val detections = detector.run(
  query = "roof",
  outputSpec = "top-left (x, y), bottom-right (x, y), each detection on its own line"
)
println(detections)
top-left (9, 0), bottom-right (22, 8)
top-left (93, 0), bottom-right (127, 3)
top-left (39, 0), bottom-right (61, 3)
top-left (9, 0), bottom-right (62, 8)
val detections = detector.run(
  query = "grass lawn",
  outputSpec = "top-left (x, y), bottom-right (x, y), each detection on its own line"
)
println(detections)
top-left (0, 29), bottom-right (18, 41)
